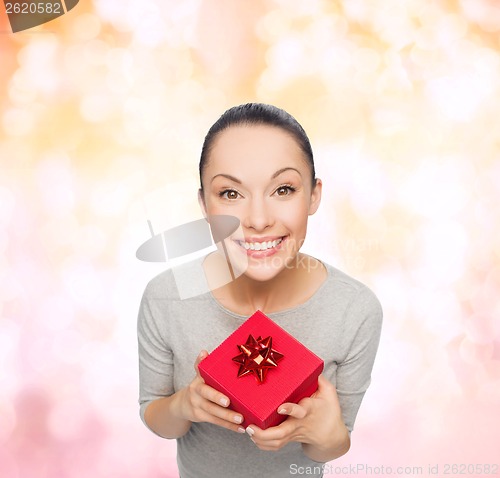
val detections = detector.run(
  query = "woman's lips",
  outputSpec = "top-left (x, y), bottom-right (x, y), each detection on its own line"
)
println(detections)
top-left (232, 236), bottom-right (288, 258)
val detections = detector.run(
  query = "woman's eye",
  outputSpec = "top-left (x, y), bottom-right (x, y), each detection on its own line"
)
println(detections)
top-left (276, 185), bottom-right (296, 196)
top-left (219, 189), bottom-right (239, 200)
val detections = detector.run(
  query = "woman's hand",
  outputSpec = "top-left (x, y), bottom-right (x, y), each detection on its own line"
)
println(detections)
top-left (173, 350), bottom-right (246, 434)
top-left (244, 374), bottom-right (350, 460)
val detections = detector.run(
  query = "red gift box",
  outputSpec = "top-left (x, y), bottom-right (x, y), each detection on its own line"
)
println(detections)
top-left (198, 310), bottom-right (324, 429)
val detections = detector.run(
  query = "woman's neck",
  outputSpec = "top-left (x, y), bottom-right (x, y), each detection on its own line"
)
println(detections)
top-left (204, 252), bottom-right (326, 316)
top-left (228, 261), bottom-right (300, 313)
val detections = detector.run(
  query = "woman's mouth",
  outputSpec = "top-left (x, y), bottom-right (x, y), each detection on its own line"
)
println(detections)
top-left (232, 236), bottom-right (287, 257)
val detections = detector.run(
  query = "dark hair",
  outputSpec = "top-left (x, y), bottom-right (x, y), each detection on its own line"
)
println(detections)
top-left (198, 103), bottom-right (316, 193)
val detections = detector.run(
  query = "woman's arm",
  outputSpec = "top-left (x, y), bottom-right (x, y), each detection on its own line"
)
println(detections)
top-left (142, 350), bottom-right (247, 439)
top-left (138, 291), bottom-right (246, 438)
top-left (301, 428), bottom-right (350, 462)
top-left (246, 286), bottom-right (383, 458)
top-left (143, 389), bottom-right (192, 439)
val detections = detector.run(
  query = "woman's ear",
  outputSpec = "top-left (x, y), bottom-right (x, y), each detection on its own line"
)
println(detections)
top-left (198, 188), bottom-right (208, 219)
top-left (308, 178), bottom-right (322, 215)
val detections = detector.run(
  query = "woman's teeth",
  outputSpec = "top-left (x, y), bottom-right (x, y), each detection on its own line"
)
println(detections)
top-left (238, 237), bottom-right (284, 251)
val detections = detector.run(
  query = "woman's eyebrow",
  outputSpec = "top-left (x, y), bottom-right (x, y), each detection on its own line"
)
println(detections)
top-left (271, 166), bottom-right (302, 179)
top-left (211, 167), bottom-right (302, 184)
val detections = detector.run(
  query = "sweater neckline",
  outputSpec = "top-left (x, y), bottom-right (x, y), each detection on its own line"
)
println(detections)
top-left (206, 256), bottom-right (332, 320)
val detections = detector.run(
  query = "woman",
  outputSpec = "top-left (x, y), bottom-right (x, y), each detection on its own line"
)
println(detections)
top-left (138, 103), bottom-right (383, 477)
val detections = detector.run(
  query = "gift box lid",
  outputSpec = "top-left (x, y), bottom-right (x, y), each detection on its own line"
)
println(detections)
top-left (198, 310), bottom-right (324, 423)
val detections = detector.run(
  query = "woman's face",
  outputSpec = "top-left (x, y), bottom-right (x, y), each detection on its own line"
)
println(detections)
top-left (199, 124), bottom-right (322, 282)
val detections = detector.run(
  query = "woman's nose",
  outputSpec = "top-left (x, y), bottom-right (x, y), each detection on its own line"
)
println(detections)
top-left (242, 197), bottom-right (274, 231)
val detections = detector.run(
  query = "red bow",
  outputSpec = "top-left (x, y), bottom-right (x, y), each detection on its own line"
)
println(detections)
top-left (232, 334), bottom-right (284, 383)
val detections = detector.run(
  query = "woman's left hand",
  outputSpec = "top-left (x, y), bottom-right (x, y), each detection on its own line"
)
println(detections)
top-left (245, 374), bottom-right (349, 455)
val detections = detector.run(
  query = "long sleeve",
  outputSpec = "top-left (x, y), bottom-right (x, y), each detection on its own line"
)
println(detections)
top-left (137, 291), bottom-right (175, 431)
top-left (335, 286), bottom-right (383, 434)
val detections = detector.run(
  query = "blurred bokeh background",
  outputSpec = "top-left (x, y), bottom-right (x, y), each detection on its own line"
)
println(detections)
top-left (1, 0), bottom-right (500, 477)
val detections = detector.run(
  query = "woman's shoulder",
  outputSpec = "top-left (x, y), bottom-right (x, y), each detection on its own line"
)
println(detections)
top-left (315, 262), bottom-right (383, 347)
top-left (321, 260), bottom-right (383, 315)
top-left (141, 267), bottom-right (180, 300)
top-left (141, 253), bottom-right (213, 301)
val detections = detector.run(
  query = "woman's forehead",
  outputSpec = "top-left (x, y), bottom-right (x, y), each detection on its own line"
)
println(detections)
top-left (206, 124), bottom-right (306, 172)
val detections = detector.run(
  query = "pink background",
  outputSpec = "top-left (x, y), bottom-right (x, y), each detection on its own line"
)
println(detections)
top-left (1, 1), bottom-right (499, 477)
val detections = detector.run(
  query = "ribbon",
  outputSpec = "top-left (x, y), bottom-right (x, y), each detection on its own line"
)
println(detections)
top-left (232, 334), bottom-right (284, 383)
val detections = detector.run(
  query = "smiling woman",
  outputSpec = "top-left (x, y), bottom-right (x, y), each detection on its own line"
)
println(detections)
top-left (137, 103), bottom-right (383, 478)
top-left (199, 121), bottom-right (323, 303)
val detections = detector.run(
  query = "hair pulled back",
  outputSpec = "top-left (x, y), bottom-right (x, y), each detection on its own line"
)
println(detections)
top-left (199, 103), bottom-right (316, 192)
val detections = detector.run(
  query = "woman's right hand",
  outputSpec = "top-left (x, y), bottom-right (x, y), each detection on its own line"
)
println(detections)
top-left (174, 350), bottom-right (246, 434)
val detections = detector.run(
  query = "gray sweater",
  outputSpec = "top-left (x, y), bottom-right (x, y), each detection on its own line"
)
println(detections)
top-left (137, 255), bottom-right (383, 478)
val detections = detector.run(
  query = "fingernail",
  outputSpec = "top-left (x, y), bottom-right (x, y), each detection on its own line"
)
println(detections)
top-left (250, 437), bottom-right (256, 444)
top-left (278, 408), bottom-right (287, 415)
top-left (234, 415), bottom-right (242, 424)
top-left (237, 427), bottom-right (246, 433)
top-left (219, 397), bottom-right (228, 407)
top-left (245, 426), bottom-right (254, 436)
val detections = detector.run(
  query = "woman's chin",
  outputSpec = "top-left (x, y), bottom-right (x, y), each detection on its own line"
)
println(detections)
top-left (232, 255), bottom-right (294, 283)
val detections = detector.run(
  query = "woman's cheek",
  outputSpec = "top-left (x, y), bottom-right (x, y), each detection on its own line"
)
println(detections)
top-left (207, 201), bottom-right (234, 215)
top-left (280, 200), bottom-right (308, 224)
